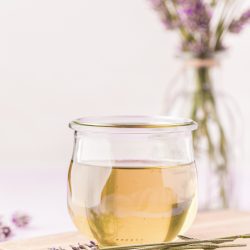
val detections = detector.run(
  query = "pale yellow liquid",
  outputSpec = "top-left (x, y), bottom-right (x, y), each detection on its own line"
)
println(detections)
top-left (67, 160), bottom-right (197, 246)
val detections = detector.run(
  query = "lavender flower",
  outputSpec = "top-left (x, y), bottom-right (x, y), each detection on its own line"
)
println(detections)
top-left (177, 0), bottom-right (211, 33)
top-left (49, 242), bottom-right (99, 250)
top-left (12, 212), bottom-right (31, 228)
top-left (229, 9), bottom-right (250, 33)
top-left (148, 0), bottom-right (180, 30)
top-left (182, 37), bottom-right (212, 56)
top-left (149, 0), bottom-right (250, 55)
top-left (161, 15), bottom-right (180, 30)
top-left (0, 226), bottom-right (12, 242)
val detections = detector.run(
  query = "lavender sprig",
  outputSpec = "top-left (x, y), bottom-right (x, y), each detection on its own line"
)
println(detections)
top-left (71, 241), bottom-right (99, 250)
top-left (229, 9), bottom-right (250, 33)
top-left (49, 234), bottom-right (250, 250)
top-left (176, 0), bottom-right (211, 34)
top-left (149, 0), bottom-right (180, 30)
top-left (148, 0), bottom-right (250, 56)
top-left (48, 242), bottom-right (99, 250)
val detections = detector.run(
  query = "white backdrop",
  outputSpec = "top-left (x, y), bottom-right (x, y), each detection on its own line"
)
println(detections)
top-left (0, 0), bottom-right (250, 209)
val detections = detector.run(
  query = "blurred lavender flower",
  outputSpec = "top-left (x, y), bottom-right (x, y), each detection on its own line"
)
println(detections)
top-left (177, 0), bottom-right (211, 33)
top-left (0, 226), bottom-right (12, 242)
top-left (148, 0), bottom-right (180, 30)
top-left (12, 212), bottom-right (31, 228)
top-left (182, 39), bottom-right (210, 56)
top-left (149, 0), bottom-right (250, 56)
top-left (229, 9), bottom-right (250, 33)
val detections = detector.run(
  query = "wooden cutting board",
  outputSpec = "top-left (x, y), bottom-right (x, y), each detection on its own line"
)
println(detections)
top-left (1, 210), bottom-right (250, 250)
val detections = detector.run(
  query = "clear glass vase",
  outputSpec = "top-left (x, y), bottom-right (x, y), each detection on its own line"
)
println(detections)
top-left (67, 116), bottom-right (198, 246)
top-left (164, 56), bottom-right (241, 210)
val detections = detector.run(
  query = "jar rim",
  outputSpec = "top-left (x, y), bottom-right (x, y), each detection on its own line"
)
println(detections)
top-left (69, 115), bottom-right (197, 132)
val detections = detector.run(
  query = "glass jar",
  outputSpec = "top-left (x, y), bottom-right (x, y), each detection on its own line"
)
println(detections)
top-left (67, 116), bottom-right (198, 246)
top-left (163, 55), bottom-right (241, 209)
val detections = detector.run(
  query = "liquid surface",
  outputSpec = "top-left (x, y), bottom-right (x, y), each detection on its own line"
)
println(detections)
top-left (68, 161), bottom-right (197, 246)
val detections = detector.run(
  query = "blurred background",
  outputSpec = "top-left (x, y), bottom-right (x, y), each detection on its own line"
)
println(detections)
top-left (0, 0), bottom-right (250, 241)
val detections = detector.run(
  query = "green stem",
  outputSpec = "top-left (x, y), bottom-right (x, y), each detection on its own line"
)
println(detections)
top-left (99, 234), bottom-right (250, 250)
top-left (167, 0), bottom-right (195, 42)
top-left (190, 65), bottom-right (228, 208)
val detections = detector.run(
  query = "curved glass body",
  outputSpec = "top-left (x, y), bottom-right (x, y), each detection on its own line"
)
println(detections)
top-left (67, 116), bottom-right (198, 246)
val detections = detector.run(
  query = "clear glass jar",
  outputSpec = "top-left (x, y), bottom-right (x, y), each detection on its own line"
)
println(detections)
top-left (67, 116), bottom-right (198, 246)
top-left (164, 55), bottom-right (241, 209)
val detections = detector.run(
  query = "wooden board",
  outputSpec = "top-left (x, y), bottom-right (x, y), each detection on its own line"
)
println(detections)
top-left (1, 210), bottom-right (250, 250)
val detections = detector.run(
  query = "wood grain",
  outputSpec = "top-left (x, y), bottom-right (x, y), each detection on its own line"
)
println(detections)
top-left (1, 210), bottom-right (250, 250)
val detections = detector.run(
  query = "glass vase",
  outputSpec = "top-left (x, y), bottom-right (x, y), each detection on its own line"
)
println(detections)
top-left (164, 56), bottom-right (240, 210)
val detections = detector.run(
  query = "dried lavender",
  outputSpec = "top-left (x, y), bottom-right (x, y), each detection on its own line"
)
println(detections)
top-left (0, 212), bottom-right (31, 242)
top-left (0, 226), bottom-right (12, 242)
top-left (148, 0), bottom-right (250, 56)
top-left (70, 241), bottom-right (99, 250)
top-left (12, 212), bottom-right (31, 228)
top-left (48, 234), bottom-right (250, 250)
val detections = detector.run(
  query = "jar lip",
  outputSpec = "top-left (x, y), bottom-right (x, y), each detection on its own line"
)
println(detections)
top-left (69, 115), bottom-right (197, 132)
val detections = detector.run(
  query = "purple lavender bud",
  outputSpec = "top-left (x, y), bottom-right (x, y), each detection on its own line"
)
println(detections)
top-left (78, 242), bottom-right (99, 250)
top-left (182, 38), bottom-right (213, 56)
top-left (177, 0), bottom-right (211, 33)
top-left (229, 9), bottom-right (250, 33)
top-left (0, 226), bottom-right (12, 241)
top-left (70, 246), bottom-right (80, 250)
top-left (12, 212), bottom-right (31, 228)
top-left (148, 0), bottom-right (180, 30)
top-left (161, 15), bottom-right (180, 29)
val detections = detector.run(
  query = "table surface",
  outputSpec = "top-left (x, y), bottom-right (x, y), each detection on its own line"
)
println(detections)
top-left (1, 210), bottom-right (250, 250)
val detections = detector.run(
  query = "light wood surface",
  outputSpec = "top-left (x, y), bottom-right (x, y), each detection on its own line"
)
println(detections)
top-left (1, 210), bottom-right (250, 250)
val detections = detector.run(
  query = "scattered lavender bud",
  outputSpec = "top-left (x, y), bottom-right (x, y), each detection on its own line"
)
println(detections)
top-left (12, 212), bottom-right (31, 228)
top-left (71, 245), bottom-right (88, 250)
top-left (83, 242), bottom-right (98, 250)
top-left (89, 241), bottom-right (98, 247)
top-left (70, 242), bottom-right (99, 250)
top-left (0, 226), bottom-right (12, 241)
top-left (71, 246), bottom-right (81, 250)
